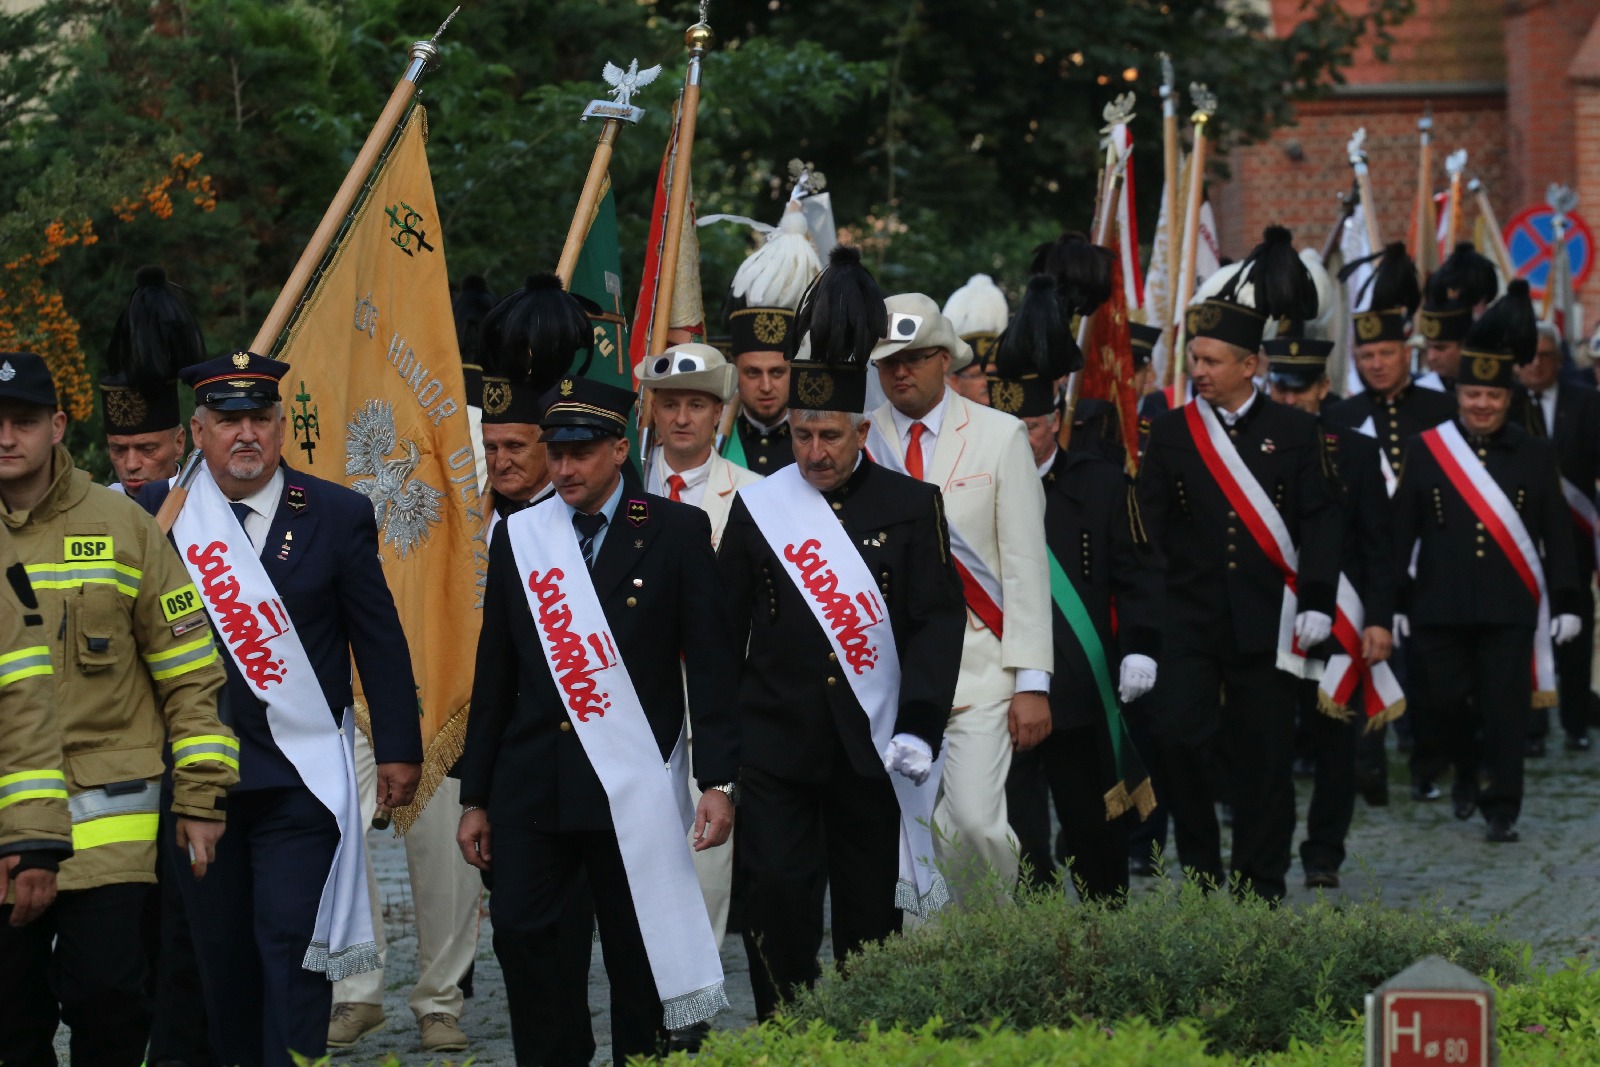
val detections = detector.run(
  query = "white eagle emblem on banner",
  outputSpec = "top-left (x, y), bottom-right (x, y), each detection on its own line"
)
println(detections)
top-left (346, 399), bottom-right (444, 559)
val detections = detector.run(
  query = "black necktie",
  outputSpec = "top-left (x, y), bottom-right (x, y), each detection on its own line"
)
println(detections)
top-left (1533, 394), bottom-right (1549, 438)
top-left (573, 511), bottom-right (607, 570)
top-left (229, 501), bottom-right (253, 529)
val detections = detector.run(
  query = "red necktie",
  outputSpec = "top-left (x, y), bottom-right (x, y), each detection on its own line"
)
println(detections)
top-left (667, 474), bottom-right (686, 501)
top-left (906, 422), bottom-right (926, 481)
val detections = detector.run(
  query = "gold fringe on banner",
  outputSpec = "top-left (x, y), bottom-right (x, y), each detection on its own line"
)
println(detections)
top-left (349, 700), bottom-right (472, 836)
top-left (1363, 697), bottom-right (1407, 734)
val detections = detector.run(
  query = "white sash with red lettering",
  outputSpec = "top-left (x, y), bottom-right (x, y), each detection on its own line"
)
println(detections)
top-left (864, 421), bottom-right (1006, 637)
top-left (1183, 399), bottom-right (1325, 680)
top-left (1318, 574), bottom-right (1406, 726)
top-left (505, 499), bottom-right (727, 1028)
top-left (1422, 422), bottom-right (1558, 701)
top-left (739, 463), bottom-right (948, 916)
top-left (1560, 476), bottom-right (1600, 564)
top-left (171, 467), bottom-right (376, 979)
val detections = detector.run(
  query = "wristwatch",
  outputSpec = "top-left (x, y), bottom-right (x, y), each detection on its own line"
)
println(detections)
top-left (709, 781), bottom-right (740, 807)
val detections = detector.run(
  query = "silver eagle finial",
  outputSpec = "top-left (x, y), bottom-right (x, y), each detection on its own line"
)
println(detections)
top-left (601, 58), bottom-right (663, 110)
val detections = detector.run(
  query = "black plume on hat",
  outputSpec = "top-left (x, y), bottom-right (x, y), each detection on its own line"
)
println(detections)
top-left (1465, 279), bottom-right (1538, 364)
top-left (1030, 232), bottom-right (1113, 319)
top-left (1342, 242), bottom-right (1421, 314)
top-left (479, 273), bottom-right (595, 391)
top-left (791, 245), bottom-right (886, 365)
top-left (1430, 242), bottom-right (1500, 308)
top-left (996, 275), bottom-right (1081, 378)
top-left (105, 266), bottom-right (206, 383)
top-left (452, 275), bottom-right (497, 366)
top-left (1235, 225), bottom-right (1319, 322)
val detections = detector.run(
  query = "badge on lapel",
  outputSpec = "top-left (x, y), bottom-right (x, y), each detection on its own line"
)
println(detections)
top-left (1261, 439), bottom-right (1276, 454)
top-left (626, 498), bottom-right (648, 527)
top-left (286, 485), bottom-right (308, 511)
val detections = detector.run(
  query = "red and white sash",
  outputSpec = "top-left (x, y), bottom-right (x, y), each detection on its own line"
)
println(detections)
top-left (864, 421), bottom-right (1005, 637)
top-left (172, 468), bottom-right (376, 979)
top-left (1421, 422), bottom-right (1557, 702)
top-left (739, 464), bottom-right (947, 916)
top-left (505, 500), bottom-right (727, 1029)
top-left (1560, 476), bottom-right (1600, 564)
top-left (1184, 399), bottom-right (1325, 680)
top-left (1318, 574), bottom-right (1406, 727)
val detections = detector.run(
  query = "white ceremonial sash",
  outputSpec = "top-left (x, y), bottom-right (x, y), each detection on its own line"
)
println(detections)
top-left (1318, 573), bottom-right (1406, 728)
top-left (1354, 416), bottom-right (1399, 498)
top-left (864, 421), bottom-right (1006, 637)
top-left (739, 463), bottom-right (948, 918)
top-left (1184, 399), bottom-right (1325, 680)
top-left (1423, 422), bottom-right (1558, 701)
top-left (171, 468), bottom-right (376, 979)
top-left (505, 500), bottom-right (726, 1029)
top-left (1560, 476), bottom-right (1600, 565)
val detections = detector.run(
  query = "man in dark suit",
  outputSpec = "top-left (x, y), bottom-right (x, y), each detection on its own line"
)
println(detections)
top-left (1512, 321), bottom-right (1600, 752)
top-left (139, 353), bottom-right (422, 1067)
top-left (1135, 230), bottom-right (1342, 903)
top-left (1007, 400), bottom-right (1161, 902)
top-left (1266, 335), bottom-right (1396, 886)
top-left (455, 376), bottom-right (740, 1067)
top-left (1393, 283), bottom-right (1583, 842)
top-left (718, 357), bottom-right (965, 1020)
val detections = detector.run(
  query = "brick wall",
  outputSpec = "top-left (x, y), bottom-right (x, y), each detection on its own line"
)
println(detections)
top-left (1505, 0), bottom-right (1600, 208)
top-left (1212, 95), bottom-right (1509, 262)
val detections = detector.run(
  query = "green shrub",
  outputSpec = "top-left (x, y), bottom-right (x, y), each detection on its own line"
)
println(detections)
top-left (784, 877), bottom-right (1521, 1055)
top-left (657, 965), bottom-right (1599, 1066)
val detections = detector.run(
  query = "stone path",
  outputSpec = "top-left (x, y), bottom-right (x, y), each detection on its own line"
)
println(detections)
top-left (330, 741), bottom-right (1600, 1065)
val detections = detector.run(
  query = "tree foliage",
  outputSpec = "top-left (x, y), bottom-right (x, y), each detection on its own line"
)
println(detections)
top-left (0, 0), bottom-right (1413, 425)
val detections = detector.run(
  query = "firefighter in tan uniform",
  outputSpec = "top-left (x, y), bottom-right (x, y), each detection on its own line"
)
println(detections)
top-left (0, 352), bottom-right (236, 1066)
top-left (0, 525), bottom-right (72, 922)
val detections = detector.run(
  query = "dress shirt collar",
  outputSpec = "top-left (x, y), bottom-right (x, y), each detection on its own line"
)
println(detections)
top-left (651, 450), bottom-right (713, 496)
top-left (1211, 388), bottom-right (1258, 427)
top-left (889, 387), bottom-right (950, 442)
top-left (565, 473), bottom-right (626, 526)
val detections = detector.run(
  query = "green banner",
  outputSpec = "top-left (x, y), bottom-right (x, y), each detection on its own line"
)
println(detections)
top-left (569, 181), bottom-right (638, 451)
top-left (721, 420), bottom-right (748, 468)
top-left (1046, 547), bottom-right (1154, 820)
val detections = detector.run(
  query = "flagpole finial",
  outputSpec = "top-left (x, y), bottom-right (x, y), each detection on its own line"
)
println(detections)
top-left (1159, 53), bottom-right (1174, 94)
top-left (432, 6), bottom-right (461, 42)
top-left (1102, 91), bottom-right (1136, 130)
top-left (1189, 83), bottom-right (1216, 125)
top-left (407, 6), bottom-right (461, 75)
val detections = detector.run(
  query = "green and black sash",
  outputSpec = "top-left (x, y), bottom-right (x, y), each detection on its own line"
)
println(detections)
top-left (1046, 548), bottom-right (1155, 821)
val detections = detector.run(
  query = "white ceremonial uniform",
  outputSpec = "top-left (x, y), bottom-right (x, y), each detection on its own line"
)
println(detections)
top-left (868, 387), bottom-right (1052, 901)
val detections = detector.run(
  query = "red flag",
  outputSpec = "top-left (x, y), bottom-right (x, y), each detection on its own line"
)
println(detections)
top-left (629, 131), bottom-right (674, 379)
top-left (1080, 251), bottom-right (1142, 473)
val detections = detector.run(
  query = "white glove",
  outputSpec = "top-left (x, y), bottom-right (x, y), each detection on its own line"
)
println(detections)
top-left (884, 733), bottom-right (934, 785)
top-left (1392, 614), bottom-right (1410, 643)
top-left (1552, 613), bottom-right (1582, 646)
top-left (1294, 610), bottom-right (1333, 648)
top-left (1118, 654), bottom-right (1157, 704)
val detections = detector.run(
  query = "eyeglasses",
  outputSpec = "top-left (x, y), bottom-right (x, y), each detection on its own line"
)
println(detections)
top-left (877, 349), bottom-right (941, 371)
top-left (648, 353), bottom-right (709, 378)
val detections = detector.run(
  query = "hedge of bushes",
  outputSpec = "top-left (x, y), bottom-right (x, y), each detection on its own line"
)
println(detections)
top-left (784, 879), bottom-right (1522, 1056)
top-left (662, 960), bottom-right (1600, 1067)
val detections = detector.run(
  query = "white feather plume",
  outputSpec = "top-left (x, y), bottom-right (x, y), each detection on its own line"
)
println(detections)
top-left (730, 203), bottom-right (821, 310)
top-left (1190, 259), bottom-right (1249, 307)
top-left (942, 274), bottom-right (1009, 337)
top-left (1300, 248), bottom-right (1337, 340)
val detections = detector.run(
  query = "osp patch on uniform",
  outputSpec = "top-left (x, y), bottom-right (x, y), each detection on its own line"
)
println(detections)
top-left (626, 499), bottom-right (648, 527)
top-left (63, 536), bottom-right (113, 561)
top-left (160, 583), bottom-right (203, 623)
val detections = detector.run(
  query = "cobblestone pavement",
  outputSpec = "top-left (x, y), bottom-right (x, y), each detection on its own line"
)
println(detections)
top-left (328, 741), bottom-right (1600, 1066)
top-left (51, 742), bottom-right (1599, 1063)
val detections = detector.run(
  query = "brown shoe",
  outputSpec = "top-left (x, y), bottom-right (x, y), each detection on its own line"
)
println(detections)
top-left (420, 1012), bottom-right (469, 1053)
top-left (327, 1002), bottom-right (386, 1048)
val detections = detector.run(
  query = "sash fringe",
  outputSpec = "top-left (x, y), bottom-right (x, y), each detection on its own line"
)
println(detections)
top-left (304, 938), bottom-right (382, 981)
top-left (1129, 776), bottom-right (1157, 821)
top-left (1316, 689), bottom-right (1356, 722)
top-left (1103, 776), bottom-right (1158, 822)
top-left (661, 981), bottom-right (730, 1030)
top-left (896, 872), bottom-right (950, 919)
top-left (1363, 698), bottom-right (1407, 734)
top-left (1103, 782), bottom-right (1131, 820)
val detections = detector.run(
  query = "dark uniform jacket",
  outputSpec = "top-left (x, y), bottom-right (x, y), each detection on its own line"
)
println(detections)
top-left (1136, 393), bottom-right (1342, 655)
top-left (1041, 448), bottom-right (1161, 728)
top-left (1321, 419), bottom-right (1396, 626)
top-left (728, 413), bottom-right (795, 474)
top-left (458, 491), bottom-right (739, 832)
top-left (1137, 390), bottom-right (1169, 457)
top-left (1065, 398), bottom-right (1127, 468)
top-left (1393, 419), bottom-right (1582, 627)
top-left (717, 458), bottom-right (965, 783)
top-left (1511, 382), bottom-right (1600, 575)
top-left (142, 466), bottom-right (420, 791)
top-left (1326, 381), bottom-right (1456, 477)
